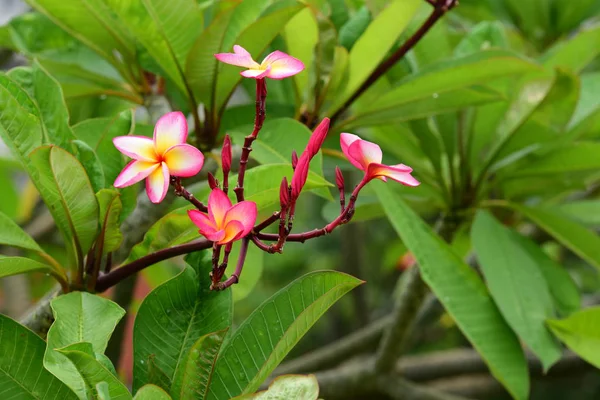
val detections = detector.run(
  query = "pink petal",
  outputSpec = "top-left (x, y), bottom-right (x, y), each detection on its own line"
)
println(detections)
top-left (114, 160), bottom-right (159, 188)
top-left (188, 210), bottom-right (218, 236)
top-left (240, 66), bottom-right (271, 79)
top-left (208, 188), bottom-right (232, 227)
top-left (306, 118), bottom-right (330, 158)
top-left (340, 133), bottom-right (364, 170)
top-left (367, 163), bottom-right (420, 187)
top-left (348, 139), bottom-right (383, 170)
top-left (146, 162), bottom-right (170, 203)
top-left (113, 136), bottom-right (158, 162)
top-left (223, 201), bottom-right (257, 237)
top-left (218, 220), bottom-right (245, 244)
top-left (261, 50), bottom-right (305, 79)
top-left (214, 45), bottom-right (260, 68)
top-left (163, 144), bottom-right (204, 177)
top-left (291, 153), bottom-right (310, 199)
top-left (154, 111), bottom-right (188, 155)
top-left (206, 229), bottom-right (226, 243)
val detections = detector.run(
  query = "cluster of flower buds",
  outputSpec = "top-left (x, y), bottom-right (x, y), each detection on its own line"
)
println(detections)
top-left (112, 45), bottom-right (419, 290)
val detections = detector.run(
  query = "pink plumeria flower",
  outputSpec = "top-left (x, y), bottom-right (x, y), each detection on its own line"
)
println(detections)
top-left (214, 45), bottom-right (304, 80)
top-left (340, 133), bottom-right (420, 186)
top-left (188, 188), bottom-right (257, 245)
top-left (113, 112), bottom-right (204, 204)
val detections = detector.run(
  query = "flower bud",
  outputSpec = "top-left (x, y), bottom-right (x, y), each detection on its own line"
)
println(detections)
top-left (335, 166), bottom-right (345, 191)
top-left (207, 172), bottom-right (218, 189)
top-left (291, 151), bottom-right (298, 170)
top-left (221, 134), bottom-right (232, 175)
top-left (280, 177), bottom-right (289, 209)
top-left (307, 118), bottom-right (330, 157)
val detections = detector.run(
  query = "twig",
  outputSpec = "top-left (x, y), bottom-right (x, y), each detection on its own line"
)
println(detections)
top-left (329, 0), bottom-right (458, 124)
top-left (172, 177), bottom-right (208, 212)
top-left (235, 78), bottom-right (267, 202)
top-left (213, 237), bottom-right (249, 290)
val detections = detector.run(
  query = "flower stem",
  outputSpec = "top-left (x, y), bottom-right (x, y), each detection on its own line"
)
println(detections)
top-left (213, 237), bottom-right (249, 290)
top-left (172, 177), bottom-right (208, 212)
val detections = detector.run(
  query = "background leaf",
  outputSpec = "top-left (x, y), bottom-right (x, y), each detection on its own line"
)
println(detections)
top-left (547, 307), bottom-right (600, 369)
top-left (134, 385), bottom-right (173, 400)
top-left (233, 374), bottom-right (319, 400)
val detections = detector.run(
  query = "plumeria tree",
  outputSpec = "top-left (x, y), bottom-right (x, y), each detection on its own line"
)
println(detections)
top-left (2, 0), bottom-right (600, 399)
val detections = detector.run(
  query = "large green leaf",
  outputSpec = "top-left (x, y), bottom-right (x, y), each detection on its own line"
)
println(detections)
top-left (541, 26), bottom-right (600, 73)
top-left (73, 110), bottom-right (135, 187)
top-left (554, 200), bottom-right (600, 227)
top-left (472, 211), bottom-right (562, 370)
top-left (0, 211), bottom-right (43, 253)
top-left (44, 292), bottom-right (126, 399)
top-left (133, 252), bottom-right (232, 392)
top-left (512, 142), bottom-right (600, 176)
top-left (207, 271), bottom-right (363, 399)
top-left (96, 189), bottom-right (124, 254)
top-left (0, 314), bottom-right (77, 400)
top-left (57, 344), bottom-right (132, 400)
top-left (134, 385), bottom-right (172, 400)
top-left (327, 0), bottom-right (421, 114)
top-left (215, 4), bottom-right (305, 112)
top-left (503, 203), bottom-right (600, 272)
top-left (547, 307), bottom-right (600, 369)
top-left (72, 139), bottom-right (105, 193)
top-left (233, 374), bottom-right (319, 400)
top-left (105, 0), bottom-right (202, 92)
top-left (30, 146), bottom-right (99, 265)
top-left (170, 329), bottom-right (228, 400)
top-left (0, 256), bottom-right (60, 280)
top-left (374, 183), bottom-right (529, 400)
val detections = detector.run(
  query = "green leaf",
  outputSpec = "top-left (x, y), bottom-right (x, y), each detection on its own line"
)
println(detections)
top-left (73, 110), bottom-right (135, 187)
top-left (547, 307), bottom-right (600, 369)
top-left (97, 381), bottom-right (111, 400)
top-left (171, 329), bottom-right (228, 400)
top-left (472, 211), bottom-right (562, 370)
top-left (207, 271), bottom-right (363, 399)
top-left (133, 251), bottom-right (232, 392)
top-left (96, 189), bottom-right (124, 254)
top-left (105, 0), bottom-right (202, 92)
top-left (233, 374), bottom-right (319, 400)
top-left (45, 292), bottom-right (126, 399)
top-left (214, 3), bottom-right (305, 112)
top-left (147, 355), bottom-right (173, 394)
top-left (134, 385), bottom-right (173, 400)
top-left (73, 139), bottom-right (105, 193)
top-left (503, 203), bottom-right (600, 272)
top-left (541, 26), bottom-right (600, 73)
top-left (554, 200), bottom-right (600, 227)
top-left (57, 345), bottom-right (132, 400)
top-left (453, 21), bottom-right (509, 57)
top-left (30, 146), bottom-right (99, 265)
top-left (512, 142), bottom-right (600, 176)
top-left (374, 183), bottom-right (529, 400)
top-left (0, 314), bottom-right (77, 400)
top-left (338, 6), bottom-right (371, 50)
top-left (328, 0), bottom-right (421, 115)
top-left (0, 256), bottom-right (55, 279)
top-left (0, 210), bottom-right (43, 253)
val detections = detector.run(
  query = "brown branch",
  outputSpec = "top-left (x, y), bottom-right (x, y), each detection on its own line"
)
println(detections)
top-left (329, 0), bottom-right (458, 124)
top-left (172, 177), bottom-right (207, 212)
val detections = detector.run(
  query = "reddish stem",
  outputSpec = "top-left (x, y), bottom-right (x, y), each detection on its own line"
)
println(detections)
top-left (234, 78), bottom-right (267, 202)
top-left (254, 212), bottom-right (281, 232)
top-left (213, 237), bottom-right (249, 290)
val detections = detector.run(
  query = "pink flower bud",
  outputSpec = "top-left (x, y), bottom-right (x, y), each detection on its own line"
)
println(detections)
top-left (290, 154), bottom-right (310, 200)
top-left (280, 177), bottom-right (289, 209)
top-left (207, 172), bottom-right (218, 189)
top-left (221, 134), bottom-right (232, 175)
top-left (291, 151), bottom-right (298, 169)
top-left (335, 166), bottom-right (344, 191)
top-left (307, 118), bottom-right (330, 157)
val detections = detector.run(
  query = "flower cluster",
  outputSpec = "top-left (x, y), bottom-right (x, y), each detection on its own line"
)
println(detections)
top-left (112, 45), bottom-right (418, 290)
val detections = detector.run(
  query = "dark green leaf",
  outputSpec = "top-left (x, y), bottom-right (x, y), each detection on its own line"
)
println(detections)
top-left (96, 189), bottom-right (124, 254)
top-left (73, 140), bottom-right (105, 193)
top-left (338, 6), bottom-right (371, 50)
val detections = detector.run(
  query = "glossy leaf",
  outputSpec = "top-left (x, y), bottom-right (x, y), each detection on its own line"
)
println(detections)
top-left (504, 203), bottom-right (600, 272)
top-left (233, 374), bottom-right (319, 400)
top-left (472, 211), bottom-right (562, 370)
top-left (0, 256), bottom-right (57, 279)
top-left (328, 0), bottom-right (421, 114)
top-left (44, 292), bottom-right (125, 399)
top-left (171, 329), bottom-right (228, 400)
top-left (207, 271), bottom-right (363, 399)
top-left (375, 183), bottom-right (529, 400)
top-left (58, 345), bottom-right (132, 400)
top-left (0, 314), bottom-right (77, 400)
top-left (0, 210), bottom-right (43, 253)
top-left (30, 146), bottom-right (99, 264)
top-left (73, 139), bottom-right (105, 193)
top-left (134, 385), bottom-right (173, 400)
top-left (96, 189), bottom-right (124, 254)
top-left (133, 252), bottom-right (232, 392)
top-left (547, 307), bottom-right (600, 369)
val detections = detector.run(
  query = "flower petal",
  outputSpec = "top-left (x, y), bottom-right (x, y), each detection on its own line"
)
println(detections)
top-left (291, 153), bottom-right (310, 199)
top-left (219, 220), bottom-right (245, 244)
top-left (367, 163), bottom-right (420, 187)
top-left (188, 210), bottom-right (218, 236)
top-left (224, 201), bottom-right (257, 237)
top-left (240, 67), bottom-right (271, 79)
top-left (214, 45), bottom-right (260, 69)
top-left (163, 144), bottom-right (204, 177)
top-left (154, 111), bottom-right (188, 155)
top-left (208, 188), bottom-right (232, 227)
top-left (340, 133), bottom-right (364, 170)
top-left (261, 50), bottom-right (305, 79)
top-left (348, 138), bottom-right (383, 170)
top-left (206, 229), bottom-right (226, 243)
top-left (113, 136), bottom-right (158, 162)
top-left (306, 118), bottom-right (330, 158)
top-left (146, 162), bottom-right (170, 203)
top-left (114, 160), bottom-right (159, 188)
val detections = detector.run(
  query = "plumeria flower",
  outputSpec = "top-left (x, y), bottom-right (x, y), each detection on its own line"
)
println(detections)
top-left (340, 133), bottom-right (420, 186)
top-left (214, 45), bottom-right (304, 79)
top-left (113, 112), bottom-right (204, 203)
top-left (291, 118), bottom-right (330, 200)
top-left (188, 188), bottom-right (257, 245)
